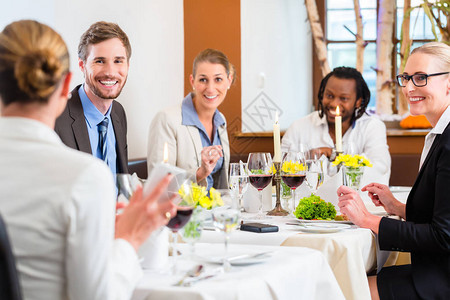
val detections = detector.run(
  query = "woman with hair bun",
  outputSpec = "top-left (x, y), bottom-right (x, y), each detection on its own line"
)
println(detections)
top-left (147, 48), bottom-right (234, 190)
top-left (0, 20), bottom-right (176, 300)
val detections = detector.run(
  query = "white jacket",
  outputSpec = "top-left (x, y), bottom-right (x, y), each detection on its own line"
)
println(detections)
top-left (282, 112), bottom-right (391, 185)
top-left (147, 103), bottom-right (230, 189)
top-left (0, 117), bottom-right (142, 300)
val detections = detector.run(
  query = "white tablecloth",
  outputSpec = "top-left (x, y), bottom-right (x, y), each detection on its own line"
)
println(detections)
top-left (200, 215), bottom-right (374, 300)
top-left (132, 243), bottom-right (344, 300)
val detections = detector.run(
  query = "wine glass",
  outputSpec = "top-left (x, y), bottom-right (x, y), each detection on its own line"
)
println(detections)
top-left (247, 153), bottom-right (273, 219)
top-left (228, 162), bottom-right (249, 211)
top-left (305, 157), bottom-right (324, 195)
top-left (116, 174), bottom-right (135, 213)
top-left (280, 152), bottom-right (307, 215)
top-left (166, 174), bottom-right (195, 275)
top-left (212, 207), bottom-right (240, 271)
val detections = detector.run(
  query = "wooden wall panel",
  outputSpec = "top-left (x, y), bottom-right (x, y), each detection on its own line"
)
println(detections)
top-left (184, 0), bottom-right (242, 156)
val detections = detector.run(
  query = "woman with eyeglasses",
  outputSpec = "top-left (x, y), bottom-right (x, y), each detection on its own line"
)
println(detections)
top-left (337, 42), bottom-right (450, 299)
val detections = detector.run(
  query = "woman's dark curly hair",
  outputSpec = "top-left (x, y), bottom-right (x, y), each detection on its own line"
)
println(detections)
top-left (317, 66), bottom-right (370, 123)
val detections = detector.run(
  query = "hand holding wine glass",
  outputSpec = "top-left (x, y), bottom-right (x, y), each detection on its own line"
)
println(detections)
top-left (247, 153), bottom-right (273, 219)
top-left (114, 174), bottom-right (177, 252)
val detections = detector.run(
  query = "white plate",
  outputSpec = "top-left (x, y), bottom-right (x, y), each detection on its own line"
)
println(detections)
top-left (289, 218), bottom-right (353, 225)
top-left (286, 223), bottom-right (351, 233)
top-left (197, 253), bottom-right (272, 266)
top-left (389, 186), bottom-right (412, 193)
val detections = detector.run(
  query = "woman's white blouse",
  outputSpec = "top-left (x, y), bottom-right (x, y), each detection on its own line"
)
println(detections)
top-left (0, 117), bottom-right (142, 300)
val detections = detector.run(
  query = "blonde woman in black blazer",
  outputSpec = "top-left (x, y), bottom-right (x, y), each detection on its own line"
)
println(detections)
top-left (337, 42), bottom-right (450, 300)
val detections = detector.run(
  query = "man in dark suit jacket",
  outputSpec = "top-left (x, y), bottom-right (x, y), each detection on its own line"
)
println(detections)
top-left (55, 85), bottom-right (128, 173)
top-left (55, 21), bottom-right (131, 174)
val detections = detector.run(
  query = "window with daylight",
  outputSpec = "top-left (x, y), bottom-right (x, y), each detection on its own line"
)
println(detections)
top-left (325, 0), bottom-right (444, 114)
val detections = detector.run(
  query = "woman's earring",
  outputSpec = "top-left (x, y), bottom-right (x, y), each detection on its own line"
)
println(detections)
top-left (227, 86), bottom-right (230, 90)
top-left (193, 87), bottom-right (195, 91)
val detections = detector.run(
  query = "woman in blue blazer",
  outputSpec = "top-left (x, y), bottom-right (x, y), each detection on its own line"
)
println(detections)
top-left (337, 42), bottom-right (450, 299)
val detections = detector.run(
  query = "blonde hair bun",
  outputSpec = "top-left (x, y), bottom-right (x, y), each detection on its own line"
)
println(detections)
top-left (14, 48), bottom-right (64, 99)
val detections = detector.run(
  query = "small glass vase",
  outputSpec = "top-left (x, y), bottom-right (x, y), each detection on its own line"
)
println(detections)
top-left (342, 166), bottom-right (364, 190)
top-left (281, 181), bottom-right (293, 213)
top-left (181, 207), bottom-right (205, 255)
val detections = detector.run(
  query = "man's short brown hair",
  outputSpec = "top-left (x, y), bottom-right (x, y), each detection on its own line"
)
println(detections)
top-left (78, 21), bottom-right (131, 62)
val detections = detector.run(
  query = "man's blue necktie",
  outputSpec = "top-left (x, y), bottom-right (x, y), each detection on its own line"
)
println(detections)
top-left (98, 117), bottom-right (109, 162)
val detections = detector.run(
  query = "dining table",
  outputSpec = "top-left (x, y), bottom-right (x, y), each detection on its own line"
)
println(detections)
top-left (131, 243), bottom-right (345, 300)
top-left (196, 186), bottom-right (411, 300)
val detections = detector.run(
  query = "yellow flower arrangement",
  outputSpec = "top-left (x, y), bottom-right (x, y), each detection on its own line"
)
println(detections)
top-left (331, 154), bottom-right (372, 169)
top-left (178, 182), bottom-right (223, 210)
top-left (281, 160), bottom-right (307, 174)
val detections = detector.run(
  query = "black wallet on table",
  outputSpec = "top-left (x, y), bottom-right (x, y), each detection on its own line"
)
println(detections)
top-left (240, 222), bottom-right (279, 233)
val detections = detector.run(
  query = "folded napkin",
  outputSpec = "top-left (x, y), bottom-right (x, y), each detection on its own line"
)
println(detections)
top-left (137, 227), bottom-right (169, 270)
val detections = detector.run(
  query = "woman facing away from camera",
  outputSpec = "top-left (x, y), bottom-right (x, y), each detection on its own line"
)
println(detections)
top-left (147, 49), bottom-right (234, 190)
top-left (338, 42), bottom-right (450, 299)
top-left (0, 20), bottom-right (176, 300)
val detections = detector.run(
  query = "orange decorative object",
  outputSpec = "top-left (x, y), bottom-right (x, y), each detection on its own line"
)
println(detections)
top-left (400, 115), bottom-right (432, 129)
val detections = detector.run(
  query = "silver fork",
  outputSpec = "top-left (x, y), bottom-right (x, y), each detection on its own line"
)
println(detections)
top-left (174, 264), bottom-right (204, 286)
top-left (182, 267), bottom-right (224, 287)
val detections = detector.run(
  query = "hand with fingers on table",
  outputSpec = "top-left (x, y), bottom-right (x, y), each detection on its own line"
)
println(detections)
top-left (337, 185), bottom-right (382, 234)
top-left (196, 145), bottom-right (223, 183)
top-left (115, 174), bottom-right (178, 251)
top-left (361, 183), bottom-right (406, 219)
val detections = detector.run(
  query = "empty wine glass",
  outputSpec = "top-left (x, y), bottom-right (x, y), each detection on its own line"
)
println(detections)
top-left (305, 157), bottom-right (324, 195)
top-left (228, 162), bottom-right (249, 211)
top-left (212, 207), bottom-right (240, 271)
top-left (247, 153), bottom-right (273, 219)
top-left (280, 152), bottom-right (307, 215)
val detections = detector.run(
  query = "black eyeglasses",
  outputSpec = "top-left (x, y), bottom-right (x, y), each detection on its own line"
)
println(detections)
top-left (396, 72), bottom-right (449, 87)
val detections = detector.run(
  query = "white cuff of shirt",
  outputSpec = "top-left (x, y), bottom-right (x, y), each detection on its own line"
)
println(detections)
top-left (112, 239), bottom-right (143, 297)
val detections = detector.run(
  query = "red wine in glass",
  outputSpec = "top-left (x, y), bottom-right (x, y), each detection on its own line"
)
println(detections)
top-left (281, 174), bottom-right (306, 190)
top-left (167, 207), bottom-right (193, 232)
top-left (249, 175), bottom-right (272, 191)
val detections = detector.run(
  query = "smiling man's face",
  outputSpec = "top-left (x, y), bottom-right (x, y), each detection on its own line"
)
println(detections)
top-left (80, 37), bottom-right (129, 102)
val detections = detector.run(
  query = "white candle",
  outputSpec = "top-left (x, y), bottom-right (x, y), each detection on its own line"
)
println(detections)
top-left (335, 106), bottom-right (342, 152)
top-left (273, 111), bottom-right (281, 162)
top-left (163, 142), bottom-right (169, 163)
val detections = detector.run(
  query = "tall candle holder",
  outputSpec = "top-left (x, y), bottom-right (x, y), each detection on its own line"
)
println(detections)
top-left (267, 161), bottom-right (289, 216)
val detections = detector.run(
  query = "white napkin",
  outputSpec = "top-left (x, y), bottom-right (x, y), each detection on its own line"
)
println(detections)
top-left (315, 169), bottom-right (342, 212)
top-left (137, 227), bottom-right (169, 270)
top-left (242, 184), bottom-right (272, 213)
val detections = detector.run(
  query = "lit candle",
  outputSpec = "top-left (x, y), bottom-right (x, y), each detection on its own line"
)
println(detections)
top-left (163, 142), bottom-right (169, 163)
top-left (273, 111), bottom-right (281, 162)
top-left (335, 106), bottom-right (342, 152)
